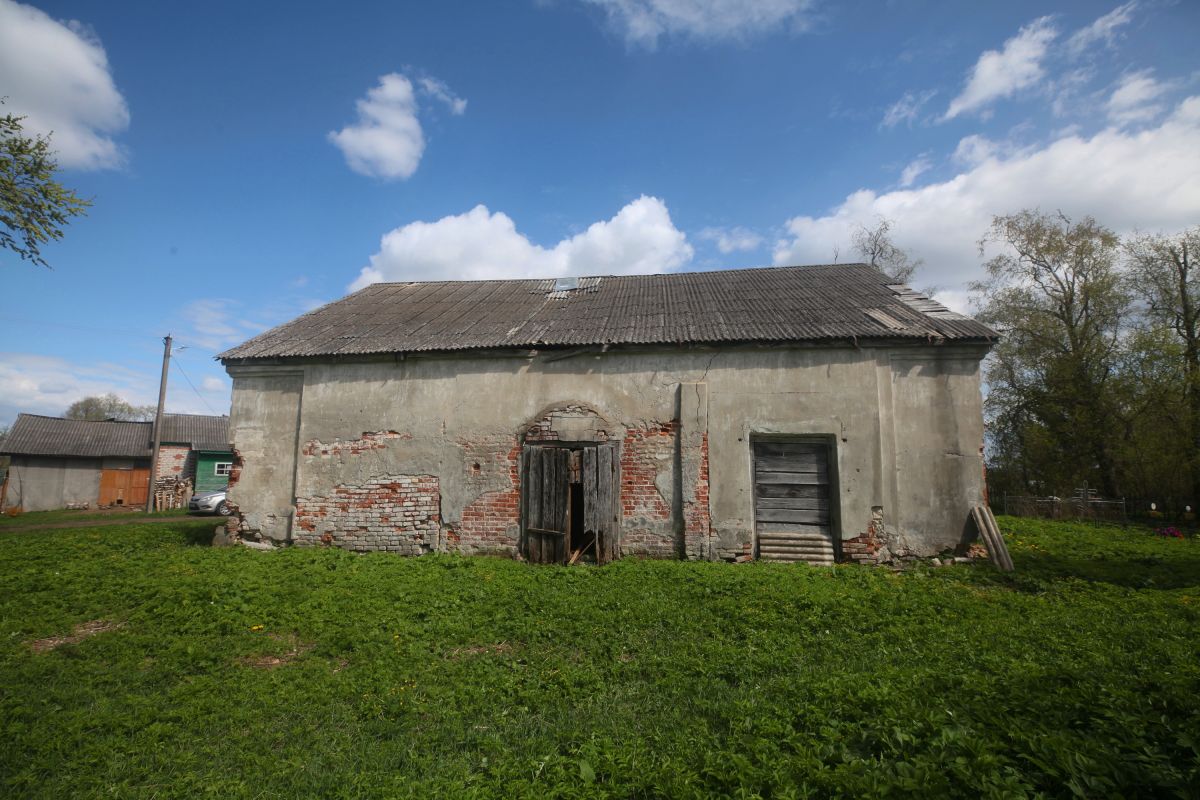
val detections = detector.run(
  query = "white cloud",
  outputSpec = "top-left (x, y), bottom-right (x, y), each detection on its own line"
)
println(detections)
top-left (898, 155), bottom-right (933, 188)
top-left (775, 97), bottom-right (1200, 293)
top-left (943, 17), bottom-right (1058, 120)
top-left (1066, 1), bottom-right (1138, 59)
top-left (329, 74), bottom-right (426, 180)
top-left (579, 0), bottom-right (815, 48)
top-left (178, 299), bottom-right (265, 351)
top-left (698, 226), bottom-right (763, 254)
top-left (350, 196), bottom-right (693, 289)
top-left (418, 76), bottom-right (467, 115)
top-left (0, 0), bottom-right (129, 169)
top-left (0, 353), bottom-right (155, 425)
top-left (0, 350), bottom-right (235, 426)
top-left (328, 72), bottom-right (467, 179)
top-left (881, 90), bottom-right (937, 129)
top-left (951, 134), bottom-right (1002, 167)
top-left (1106, 69), bottom-right (1170, 125)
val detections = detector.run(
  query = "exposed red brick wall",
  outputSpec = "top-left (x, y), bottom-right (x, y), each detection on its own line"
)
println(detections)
top-left (302, 430), bottom-right (411, 458)
top-left (842, 506), bottom-right (888, 563)
top-left (451, 438), bottom-right (522, 556)
top-left (154, 444), bottom-right (193, 481)
top-left (294, 474), bottom-right (440, 554)
top-left (620, 422), bottom-right (676, 557)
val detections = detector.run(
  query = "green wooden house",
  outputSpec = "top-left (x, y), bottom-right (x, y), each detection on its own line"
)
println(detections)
top-left (194, 449), bottom-right (234, 492)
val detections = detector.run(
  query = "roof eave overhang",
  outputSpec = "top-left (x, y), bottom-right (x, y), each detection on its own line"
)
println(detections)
top-left (221, 336), bottom-right (996, 370)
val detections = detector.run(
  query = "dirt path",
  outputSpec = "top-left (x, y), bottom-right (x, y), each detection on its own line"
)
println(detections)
top-left (0, 515), bottom-right (207, 533)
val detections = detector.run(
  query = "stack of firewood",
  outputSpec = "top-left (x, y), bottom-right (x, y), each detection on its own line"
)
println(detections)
top-left (153, 477), bottom-right (194, 511)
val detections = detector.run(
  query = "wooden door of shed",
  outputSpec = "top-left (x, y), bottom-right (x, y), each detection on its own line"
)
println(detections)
top-left (752, 440), bottom-right (835, 564)
top-left (521, 442), bottom-right (620, 565)
top-left (522, 445), bottom-right (571, 564)
top-left (581, 442), bottom-right (620, 564)
top-left (99, 468), bottom-right (150, 507)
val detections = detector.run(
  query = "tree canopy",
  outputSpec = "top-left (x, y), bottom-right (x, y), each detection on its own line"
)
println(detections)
top-left (63, 394), bottom-right (155, 422)
top-left (1, 102), bottom-right (91, 268)
top-left (975, 210), bottom-right (1200, 512)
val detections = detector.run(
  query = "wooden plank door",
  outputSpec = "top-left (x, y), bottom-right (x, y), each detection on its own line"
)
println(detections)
top-left (521, 445), bottom-right (570, 564)
top-left (99, 468), bottom-right (150, 507)
top-left (752, 440), bottom-right (835, 564)
top-left (582, 442), bottom-right (621, 564)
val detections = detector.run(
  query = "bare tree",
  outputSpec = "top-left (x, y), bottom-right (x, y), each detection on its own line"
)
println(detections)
top-left (851, 217), bottom-right (922, 283)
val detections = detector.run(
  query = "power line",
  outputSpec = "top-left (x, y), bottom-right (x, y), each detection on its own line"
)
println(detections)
top-left (170, 356), bottom-right (219, 416)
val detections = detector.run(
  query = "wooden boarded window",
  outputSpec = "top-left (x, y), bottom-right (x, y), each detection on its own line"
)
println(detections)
top-left (521, 442), bottom-right (620, 565)
top-left (752, 440), bottom-right (835, 564)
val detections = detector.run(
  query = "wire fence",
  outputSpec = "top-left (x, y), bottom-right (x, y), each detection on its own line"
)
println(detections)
top-left (1001, 494), bottom-right (1128, 523)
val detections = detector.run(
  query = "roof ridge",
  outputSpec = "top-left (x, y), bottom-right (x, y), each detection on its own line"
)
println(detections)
top-left (357, 263), bottom-right (873, 288)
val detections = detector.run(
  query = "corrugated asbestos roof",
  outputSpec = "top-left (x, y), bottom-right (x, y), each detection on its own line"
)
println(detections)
top-left (0, 413), bottom-right (230, 458)
top-left (219, 264), bottom-right (996, 362)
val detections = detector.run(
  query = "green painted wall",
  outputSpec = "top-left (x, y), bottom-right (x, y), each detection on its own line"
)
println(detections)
top-left (195, 451), bottom-right (233, 492)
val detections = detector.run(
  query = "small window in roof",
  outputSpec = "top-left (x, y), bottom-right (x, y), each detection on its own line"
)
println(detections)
top-left (552, 276), bottom-right (579, 292)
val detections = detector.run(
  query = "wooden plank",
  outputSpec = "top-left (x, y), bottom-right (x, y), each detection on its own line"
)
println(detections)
top-left (754, 453), bottom-right (825, 471)
top-left (524, 445), bottom-right (540, 533)
top-left (755, 508), bottom-right (827, 525)
top-left (756, 483), bottom-right (827, 499)
top-left (753, 441), bottom-right (825, 458)
top-left (583, 446), bottom-right (597, 535)
top-left (598, 442), bottom-right (615, 564)
top-left (558, 449), bottom-right (571, 534)
top-left (540, 449), bottom-right (554, 534)
top-left (754, 497), bottom-right (830, 511)
top-left (753, 470), bottom-right (829, 485)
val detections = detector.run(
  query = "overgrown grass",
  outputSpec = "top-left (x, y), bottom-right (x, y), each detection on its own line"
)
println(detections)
top-left (0, 507), bottom-right (187, 528)
top-left (1, 516), bottom-right (1197, 798)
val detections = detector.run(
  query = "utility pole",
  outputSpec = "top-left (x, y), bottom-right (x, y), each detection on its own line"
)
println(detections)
top-left (146, 334), bottom-right (172, 513)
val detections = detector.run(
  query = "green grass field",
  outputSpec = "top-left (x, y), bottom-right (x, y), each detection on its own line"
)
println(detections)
top-left (1, 516), bottom-right (1197, 798)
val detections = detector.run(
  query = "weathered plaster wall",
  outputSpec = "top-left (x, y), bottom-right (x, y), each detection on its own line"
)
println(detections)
top-left (225, 343), bottom-right (987, 560)
top-left (3, 456), bottom-right (102, 512)
top-left (226, 371), bottom-right (303, 542)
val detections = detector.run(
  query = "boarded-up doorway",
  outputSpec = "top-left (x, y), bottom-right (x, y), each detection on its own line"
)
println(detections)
top-left (99, 467), bottom-right (150, 507)
top-left (752, 439), bottom-right (835, 564)
top-left (521, 442), bottom-right (620, 564)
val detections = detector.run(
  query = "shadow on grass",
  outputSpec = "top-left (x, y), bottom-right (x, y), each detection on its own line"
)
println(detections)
top-left (1010, 549), bottom-right (1200, 590)
top-left (177, 519), bottom-right (221, 547)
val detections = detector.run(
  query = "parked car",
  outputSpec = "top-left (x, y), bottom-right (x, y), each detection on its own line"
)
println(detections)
top-left (189, 490), bottom-right (231, 515)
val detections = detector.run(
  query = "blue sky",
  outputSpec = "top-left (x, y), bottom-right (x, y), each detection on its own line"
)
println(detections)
top-left (2, 0), bottom-right (1198, 426)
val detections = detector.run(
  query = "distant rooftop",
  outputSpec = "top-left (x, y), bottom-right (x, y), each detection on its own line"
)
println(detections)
top-left (219, 264), bottom-right (995, 363)
top-left (0, 413), bottom-right (230, 458)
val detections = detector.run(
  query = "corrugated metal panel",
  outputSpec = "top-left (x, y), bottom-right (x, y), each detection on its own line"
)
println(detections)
top-left (0, 413), bottom-right (230, 457)
top-left (219, 264), bottom-right (998, 362)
